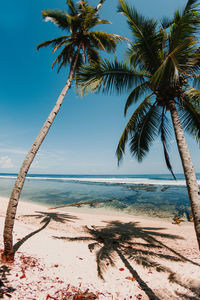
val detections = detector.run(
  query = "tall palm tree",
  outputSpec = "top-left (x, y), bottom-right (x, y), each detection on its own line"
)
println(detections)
top-left (2, 0), bottom-right (126, 262)
top-left (77, 0), bottom-right (200, 249)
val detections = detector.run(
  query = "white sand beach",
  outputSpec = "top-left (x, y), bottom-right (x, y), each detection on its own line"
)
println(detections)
top-left (0, 196), bottom-right (200, 299)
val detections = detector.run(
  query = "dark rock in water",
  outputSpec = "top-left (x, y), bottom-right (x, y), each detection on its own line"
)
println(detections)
top-left (145, 186), bottom-right (157, 192)
top-left (160, 186), bottom-right (170, 192)
top-left (127, 184), bottom-right (157, 193)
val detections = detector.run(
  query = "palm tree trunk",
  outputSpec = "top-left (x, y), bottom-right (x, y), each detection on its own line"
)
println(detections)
top-left (169, 99), bottom-right (200, 250)
top-left (2, 49), bottom-right (80, 262)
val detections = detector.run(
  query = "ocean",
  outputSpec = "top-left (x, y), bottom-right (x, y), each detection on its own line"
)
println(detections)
top-left (0, 173), bottom-right (199, 219)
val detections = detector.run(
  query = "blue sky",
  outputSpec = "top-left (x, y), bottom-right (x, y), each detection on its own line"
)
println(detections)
top-left (0, 0), bottom-right (199, 175)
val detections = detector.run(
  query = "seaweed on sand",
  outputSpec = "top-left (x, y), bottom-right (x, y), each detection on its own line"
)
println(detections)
top-left (46, 285), bottom-right (98, 299)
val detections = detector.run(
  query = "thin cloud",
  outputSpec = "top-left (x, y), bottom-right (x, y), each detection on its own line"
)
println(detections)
top-left (0, 148), bottom-right (27, 155)
top-left (0, 156), bottom-right (14, 168)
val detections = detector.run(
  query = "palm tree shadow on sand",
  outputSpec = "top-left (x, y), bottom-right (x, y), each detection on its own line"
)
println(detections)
top-left (13, 211), bottom-right (79, 255)
top-left (53, 220), bottom-right (200, 300)
top-left (0, 265), bottom-right (15, 298)
top-left (168, 272), bottom-right (200, 299)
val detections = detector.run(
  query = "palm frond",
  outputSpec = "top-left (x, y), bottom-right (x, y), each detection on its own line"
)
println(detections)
top-left (116, 95), bottom-right (156, 163)
top-left (124, 82), bottom-right (151, 116)
top-left (184, 0), bottom-right (199, 12)
top-left (129, 103), bottom-right (161, 161)
top-left (42, 10), bottom-right (71, 31)
top-left (77, 59), bottom-right (146, 95)
top-left (118, 0), bottom-right (164, 74)
top-left (159, 108), bottom-right (176, 179)
top-left (52, 39), bottom-right (70, 53)
top-left (96, 0), bottom-right (106, 12)
top-left (37, 36), bottom-right (69, 51)
top-left (160, 16), bottom-right (174, 29)
top-left (78, 4), bottom-right (99, 30)
top-left (51, 43), bottom-right (74, 71)
top-left (180, 92), bottom-right (200, 142)
top-left (86, 47), bottom-right (101, 63)
top-left (150, 37), bottom-right (196, 88)
top-left (94, 19), bottom-right (111, 25)
top-left (184, 86), bottom-right (200, 102)
top-left (179, 99), bottom-right (200, 145)
top-left (90, 31), bottom-right (127, 52)
top-left (66, 0), bottom-right (77, 16)
top-left (193, 74), bottom-right (200, 89)
top-left (169, 0), bottom-right (200, 52)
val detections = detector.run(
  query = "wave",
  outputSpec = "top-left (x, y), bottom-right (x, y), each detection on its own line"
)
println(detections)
top-left (0, 174), bottom-right (198, 186)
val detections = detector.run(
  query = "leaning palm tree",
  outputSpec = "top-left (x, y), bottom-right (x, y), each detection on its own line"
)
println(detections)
top-left (2, 0), bottom-right (126, 261)
top-left (77, 0), bottom-right (200, 249)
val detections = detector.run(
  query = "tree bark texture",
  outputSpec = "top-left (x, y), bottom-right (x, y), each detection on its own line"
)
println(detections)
top-left (2, 50), bottom-right (80, 261)
top-left (169, 99), bottom-right (200, 250)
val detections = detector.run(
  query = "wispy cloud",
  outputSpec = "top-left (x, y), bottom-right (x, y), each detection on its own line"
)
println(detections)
top-left (0, 148), bottom-right (27, 155)
top-left (0, 156), bottom-right (14, 168)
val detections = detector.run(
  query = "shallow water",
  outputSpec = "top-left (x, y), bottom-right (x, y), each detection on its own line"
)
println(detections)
top-left (0, 173), bottom-right (199, 219)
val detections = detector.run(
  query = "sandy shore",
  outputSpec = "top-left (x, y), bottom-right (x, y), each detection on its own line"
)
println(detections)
top-left (0, 196), bottom-right (200, 299)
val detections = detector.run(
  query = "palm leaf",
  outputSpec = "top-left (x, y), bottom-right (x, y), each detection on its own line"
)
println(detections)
top-left (159, 108), bottom-right (176, 179)
top-left (36, 36), bottom-right (69, 51)
top-left (150, 37), bottom-right (196, 88)
top-left (93, 19), bottom-right (111, 25)
top-left (66, 0), bottom-right (77, 16)
top-left (77, 59), bottom-right (146, 95)
top-left (118, 0), bottom-right (163, 74)
top-left (184, 87), bottom-right (200, 103)
top-left (184, 0), bottom-right (199, 12)
top-left (52, 42), bottom-right (74, 71)
top-left (96, 0), bottom-right (106, 12)
top-left (192, 75), bottom-right (200, 90)
top-left (124, 82), bottom-right (151, 116)
top-left (90, 31), bottom-right (127, 52)
top-left (169, 0), bottom-right (200, 52)
top-left (160, 16), bottom-right (174, 29)
top-left (179, 94), bottom-right (200, 142)
top-left (86, 47), bottom-right (101, 63)
top-left (52, 39), bottom-right (70, 53)
top-left (116, 95), bottom-right (154, 163)
top-left (42, 10), bottom-right (71, 31)
top-left (129, 103), bottom-right (161, 161)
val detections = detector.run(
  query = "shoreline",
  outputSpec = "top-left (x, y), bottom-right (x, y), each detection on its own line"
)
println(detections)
top-left (16, 193), bottom-right (193, 223)
top-left (0, 174), bottom-right (193, 222)
top-left (0, 196), bottom-right (200, 299)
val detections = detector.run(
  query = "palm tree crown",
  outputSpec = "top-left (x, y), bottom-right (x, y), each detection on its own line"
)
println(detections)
top-left (77, 0), bottom-right (200, 178)
top-left (37, 0), bottom-right (126, 73)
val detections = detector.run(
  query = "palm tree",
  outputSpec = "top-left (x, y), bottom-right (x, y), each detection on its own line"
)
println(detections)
top-left (77, 0), bottom-right (200, 249)
top-left (2, 0), bottom-right (126, 262)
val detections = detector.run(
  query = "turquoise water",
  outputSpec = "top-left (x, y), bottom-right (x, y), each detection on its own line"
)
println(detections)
top-left (0, 173), bottom-right (199, 219)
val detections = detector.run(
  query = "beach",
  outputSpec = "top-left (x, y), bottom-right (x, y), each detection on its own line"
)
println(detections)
top-left (0, 196), bottom-right (200, 299)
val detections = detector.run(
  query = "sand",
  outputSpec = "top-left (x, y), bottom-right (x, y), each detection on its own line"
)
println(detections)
top-left (0, 196), bottom-right (200, 299)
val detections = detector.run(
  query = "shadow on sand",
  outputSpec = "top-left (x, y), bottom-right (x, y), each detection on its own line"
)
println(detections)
top-left (13, 211), bottom-right (79, 254)
top-left (0, 265), bottom-right (15, 298)
top-left (53, 220), bottom-right (200, 300)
